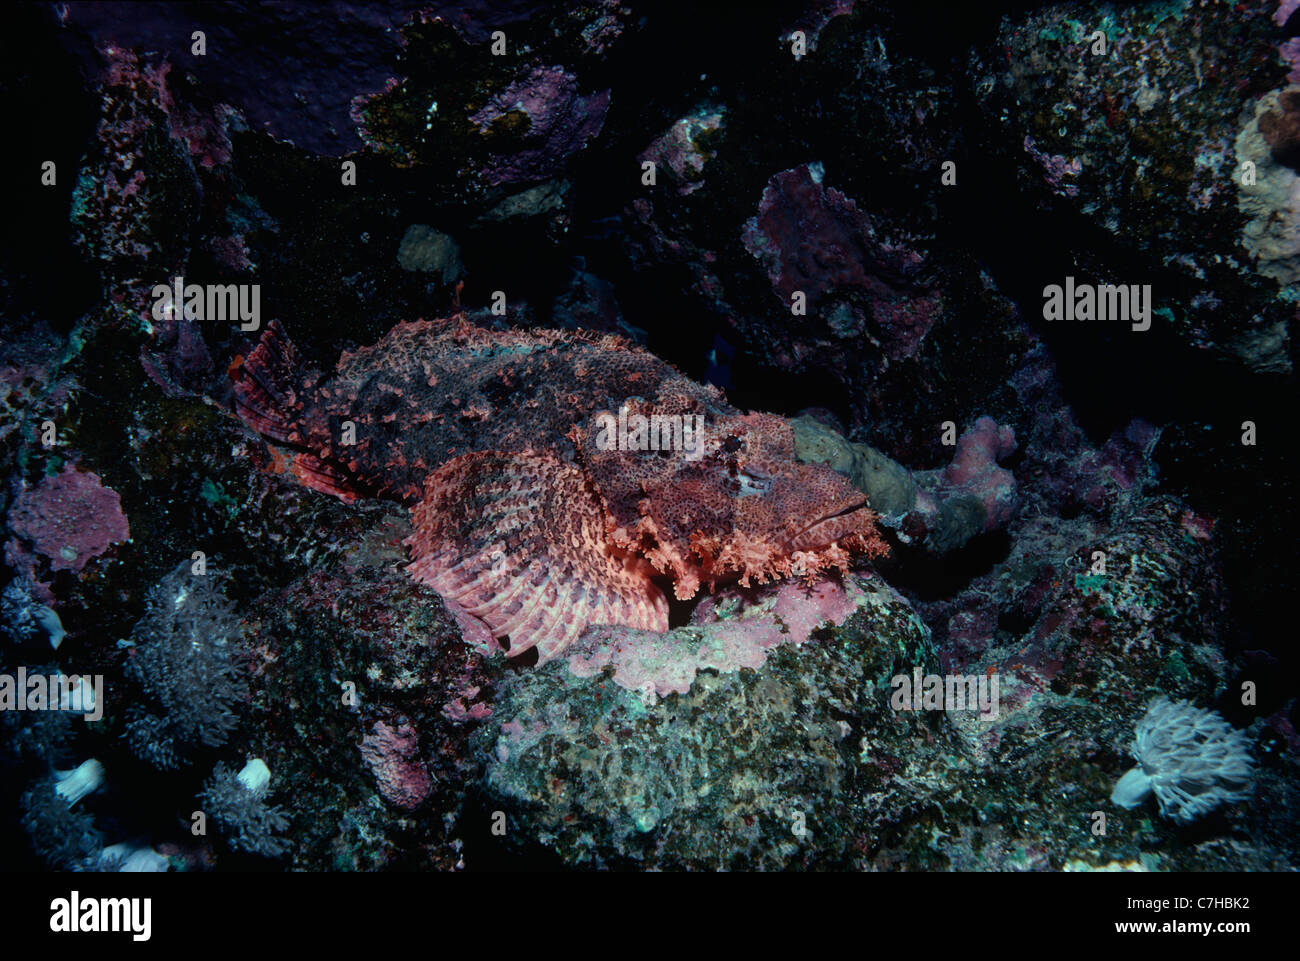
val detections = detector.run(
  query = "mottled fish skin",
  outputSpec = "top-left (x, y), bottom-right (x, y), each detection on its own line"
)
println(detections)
top-left (235, 316), bottom-right (726, 499)
top-left (233, 316), bottom-right (887, 661)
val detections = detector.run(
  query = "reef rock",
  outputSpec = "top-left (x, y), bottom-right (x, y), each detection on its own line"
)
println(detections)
top-left (473, 571), bottom-right (936, 869)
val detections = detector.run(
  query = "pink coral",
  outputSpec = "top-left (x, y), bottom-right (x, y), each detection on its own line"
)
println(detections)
top-left (741, 164), bottom-right (941, 358)
top-left (360, 719), bottom-right (432, 811)
top-left (7, 465), bottom-right (130, 573)
top-left (939, 416), bottom-right (1018, 532)
top-left (567, 573), bottom-right (878, 697)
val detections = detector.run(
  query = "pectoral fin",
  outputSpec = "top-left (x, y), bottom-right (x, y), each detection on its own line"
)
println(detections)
top-left (406, 450), bottom-right (668, 662)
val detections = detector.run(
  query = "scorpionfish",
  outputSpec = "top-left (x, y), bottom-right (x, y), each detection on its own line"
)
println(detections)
top-left (232, 316), bottom-right (887, 662)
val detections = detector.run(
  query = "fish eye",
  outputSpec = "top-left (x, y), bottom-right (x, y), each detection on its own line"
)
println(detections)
top-left (721, 436), bottom-right (744, 454)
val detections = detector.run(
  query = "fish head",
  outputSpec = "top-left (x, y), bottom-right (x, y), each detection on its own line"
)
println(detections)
top-left (580, 402), bottom-right (887, 599)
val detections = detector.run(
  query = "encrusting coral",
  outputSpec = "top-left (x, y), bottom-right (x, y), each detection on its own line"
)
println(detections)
top-left (199, 760), bottom-right (290, 859)
top-left (123, 562), bottom-right (248, 769)
top-left (19, 778), bottom-right (103, 870)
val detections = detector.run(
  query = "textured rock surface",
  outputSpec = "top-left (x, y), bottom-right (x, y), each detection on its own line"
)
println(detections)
top-left (6, 464), bottom-right (129, 574)
top-left (971, 0), bottom-right (1294, 373)
top-left (475, 573), bottom-right (935, 868)
top-left (240, 515), bottom-right (492, 870)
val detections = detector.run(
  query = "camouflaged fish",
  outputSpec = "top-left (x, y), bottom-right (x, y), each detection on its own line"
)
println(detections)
top-left (232, 316), bottom-right (887, 662)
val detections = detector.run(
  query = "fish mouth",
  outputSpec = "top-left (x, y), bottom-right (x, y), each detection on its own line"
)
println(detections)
top-left (788, 499), bottom-right (871, 551)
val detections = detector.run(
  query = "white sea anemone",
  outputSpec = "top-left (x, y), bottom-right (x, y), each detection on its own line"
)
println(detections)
top-left (235, 758), bottom-right (272, 796)
top-left (1111, 697), bottom-right (1254, 823)
top-left (53, 758), bottom-right (105, 806)
top-left (99, 842), bottom-right (169, 872)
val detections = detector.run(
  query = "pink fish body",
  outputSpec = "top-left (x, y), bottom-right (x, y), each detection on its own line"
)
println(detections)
top-left (233, 316), bottom-right (886, 662)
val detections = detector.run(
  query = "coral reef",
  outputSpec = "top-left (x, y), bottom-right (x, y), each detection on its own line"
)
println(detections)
top-left (567, 572), bottom-right (902, 698)
top-left (475, 573), bottom-right (937, 868)
top-left (6, 464), bottom-right (130, 574)
top-left (396, 224), bottom-right (464, 283)
top-left (1, 0), bottom-right (1295, 879)
top-left (742, 163), bottom-right (942, 360)
top-left (235, 515), bottom-right (490, 869)
top-left (19, 779), bottom-right (103, 871)
top-left (639, 106), bottom-right (726, 196)
top-left (63, 1), bottom-right (443, 155)
top-left (973, 0), bottom-right (1294, 372)
top-left (1, 578), bottom-right (66, 647)
top-left (199, 761), bottom-right (290, 859)
top-left (468, 64), bottom-right (610, 187)
top-left (360, 720), bottom-right (434, 812)
top-left (1237, 88), bottom-right (1300, 285)
top-left (123, 562), bottom-right (248, 769)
